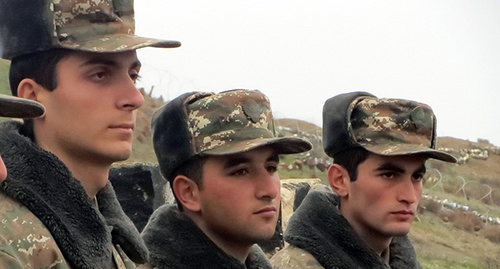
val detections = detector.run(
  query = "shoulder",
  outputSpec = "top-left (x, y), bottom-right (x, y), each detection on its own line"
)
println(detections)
top-left (0, 192), bottom-right (68, 268)
top-left (270, 244), bottom-right (324, 269)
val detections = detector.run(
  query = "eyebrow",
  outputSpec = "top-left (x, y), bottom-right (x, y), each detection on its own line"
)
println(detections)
top-left (375, 162), bottom-right (426, 175)
top-left (223, 152), bottom-right (280, 170)
top-left (79, 57), bottom-right (142, 70)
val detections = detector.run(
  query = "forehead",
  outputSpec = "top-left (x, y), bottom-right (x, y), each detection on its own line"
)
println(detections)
top-left (204, 146), bottom-right (278, 166)
top-left (60, 50), bottom-right (139, 66)
top-left (362, 153), bottom-right (428, 169)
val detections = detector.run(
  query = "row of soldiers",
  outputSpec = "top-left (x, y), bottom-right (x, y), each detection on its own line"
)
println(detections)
top-left (0, 0), bottom-right (456, 268)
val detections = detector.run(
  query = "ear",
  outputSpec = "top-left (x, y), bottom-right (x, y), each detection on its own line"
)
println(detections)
top-left (172, 175), bottom-right (201, 212)
top-left (328, 164), bottom-right (350, 198)
top-left (17, 78), bottom-right (45, 103)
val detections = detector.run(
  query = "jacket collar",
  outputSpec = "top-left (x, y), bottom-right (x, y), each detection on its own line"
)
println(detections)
top-left (0, 121), bottom-right (148, 268)
top-left (285, 191), bottom-right (421, 269)
top-left (143, 204), bottom-right (272, 269)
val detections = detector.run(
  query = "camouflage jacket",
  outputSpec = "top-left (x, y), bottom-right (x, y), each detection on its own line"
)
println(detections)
top-left (142, 204), bottom-right (272, 269)
top-left (270, 191), bottom-right (422, 269)
top-left (0, 121), bottom-right (148, 268)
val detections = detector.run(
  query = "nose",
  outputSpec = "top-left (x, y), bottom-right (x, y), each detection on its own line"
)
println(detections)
top-left (397, 178), bottom-right (419, 205)
top-left (255, 170), bottom-right (280, 201)
top-left (116, 78), bottom-right (145, 111)
top-left (0, 156), bottom-right (7, 181)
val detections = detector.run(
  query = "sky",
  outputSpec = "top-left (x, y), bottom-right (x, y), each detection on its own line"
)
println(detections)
top-left (134, 1), bottom-right (500, 146)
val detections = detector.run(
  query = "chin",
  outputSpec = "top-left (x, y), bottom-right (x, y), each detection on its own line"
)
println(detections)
top-left (387, 225), bottom-right (412, 236)
top-left (105, 149), bottom-right (132, 162)
top-left (108, 144), bottom-right (133, 160)
top-left (253, 226), bottom-right (277, 241)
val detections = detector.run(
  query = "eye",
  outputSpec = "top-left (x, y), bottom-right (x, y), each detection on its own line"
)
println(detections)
top-left (412, 173), bottom-right (425, 183)
top-left (380, 172), bottom-right (396, 179)
top-left (88, 67), bottom-right (109, 82)
top-left (231, 169), bottom-right (248, 176)
top-left (266, 163), bottom-right (278, 173)
top-left (130, 71), bottom-right (141, 83)
top-left (93, 71), bottom-right (107, 80)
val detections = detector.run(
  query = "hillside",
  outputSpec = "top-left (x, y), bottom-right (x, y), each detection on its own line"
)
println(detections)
top-left (129, 93), bottom-right (500, 268)
top-left (1, 58), bottom-right (499, 268)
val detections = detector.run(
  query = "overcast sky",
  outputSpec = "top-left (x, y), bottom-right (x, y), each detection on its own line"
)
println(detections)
top-left (134, 1), bottom-right (500, 146)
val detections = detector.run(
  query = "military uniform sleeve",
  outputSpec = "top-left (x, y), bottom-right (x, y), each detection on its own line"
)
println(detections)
top-left (0, 248), bottom-right (24, 269)
top-left (270, 244), bottom-right (325, 269)
top-left (0, 193), bottom-right (69, 268)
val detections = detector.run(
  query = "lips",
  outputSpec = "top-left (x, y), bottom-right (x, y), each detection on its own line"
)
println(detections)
top-left (254, 206), bottom-right (277, 215)
top-left (391, 210), bottom-right (415, 221)
top-left (109, 123), bottom-right (135, 132)
top-left (110, 123), bottom-right (134, 129)
top-left (391, 210), bottom-right (415, 215)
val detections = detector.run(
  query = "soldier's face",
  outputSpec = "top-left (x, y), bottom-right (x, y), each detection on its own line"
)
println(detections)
top-left (340, 154), bottom-right (426, 243)
top-left (34, 50), bottom-right (144, 171)
top-left (195, 146), bottom-right (281, 251)
top-left (0, 156), bottom-right (6, 181)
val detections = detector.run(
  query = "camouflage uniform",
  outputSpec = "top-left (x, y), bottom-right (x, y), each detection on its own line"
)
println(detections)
top-left (141, 205), bottom-right (273, 269)
top-left (0, 122), bottom-right (147, 269)
top-left (270, 245), bottom-right (323, 269)
top-left (270, 191), bottom-right (421, 269)
top-left (0, 0), bottom-right (180, 60)
top-left (151, 89), bottom-right (312, 182)
top-left (0, 0), bottom-right (178, 268)
top-left (0, 96), bottom-right (48, 268)
top-left (0, 193), bottom-right (68, 268)
top-left (271, 92), bottom-right (455, 268)
top-left (143, 89), bottom-right (311, 268)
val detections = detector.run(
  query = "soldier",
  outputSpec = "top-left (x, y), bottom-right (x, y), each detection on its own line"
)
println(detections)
top-left (0, 0), bottom-right (180, 268)
top-left (270, 92), bottom-right (456, 268)
top-left (141, 89), bottom-right (312, 268)
top-left (0, 95), bottom-right (45, 180)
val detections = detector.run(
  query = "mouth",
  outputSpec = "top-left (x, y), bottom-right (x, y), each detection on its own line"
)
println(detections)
top-left (391, 210), bottom-right (415, 215)
top-left (254, 206), bottom-right (277, 217)
top-left (391, 210), bottom-right (415, 220)
top-left (109, 123), bottom-right (135, 133)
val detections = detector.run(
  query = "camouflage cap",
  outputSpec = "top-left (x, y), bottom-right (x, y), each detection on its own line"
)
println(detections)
top-left (0, 0), bottom-right (180, 60)
top-left (0, 94), bottom-right (45, 118)
top-left (152, 89), bottom-right (312, 180)
top-left (323, 91), bottom-right (456, 163)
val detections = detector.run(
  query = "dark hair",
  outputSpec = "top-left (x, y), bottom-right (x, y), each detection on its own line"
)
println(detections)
top-left (9, 49), bottom-right (71, 127)
top-left (169, 156), bottom-right (205, 210)
top-left (333, 147), bottom-right (370, 181)
top-left (9, 49), bottom-right (71, 96)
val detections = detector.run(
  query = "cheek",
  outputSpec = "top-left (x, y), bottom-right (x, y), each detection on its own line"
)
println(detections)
top-left (415, 183), bottom-right (424, 200)
top-left (202, 181), bottom-right (245, 205)
top-left (0, 157), bottom-right (7, 181)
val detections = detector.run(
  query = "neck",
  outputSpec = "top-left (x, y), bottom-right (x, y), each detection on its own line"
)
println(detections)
top-left (186, 211), bottom-right (251, 264)
top-left (34, 134), bottom-right (111, 198)
top-left (340, 205), bottom-right (392, 257)
top-left (62, 159), bottom-right (110, 198)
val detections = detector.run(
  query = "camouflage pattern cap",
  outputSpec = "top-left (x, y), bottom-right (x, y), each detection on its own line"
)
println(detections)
top-left (186, 89), bottom-right (312, 155)
top-left (152, 89), bottom-right (312, 180)
top-left (0, 0), bottom-right (180, 60)
top-left (0, 94), bottom-right (45, 118)
top-left (323, 92), bottom-right (456, 163)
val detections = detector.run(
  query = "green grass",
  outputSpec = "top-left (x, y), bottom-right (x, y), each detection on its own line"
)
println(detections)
top-left (0, 59), bottom-right (10, 95)
top-left (411, 213), bottom-right (500, 269)
top-left (0, 59), bottom-right (12, 122)
top-left (419, 258), bottom-right (487, 269)
top-left (1, 56), bottom-right (500, 268)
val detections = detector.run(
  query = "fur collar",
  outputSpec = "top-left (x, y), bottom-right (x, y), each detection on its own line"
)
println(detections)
top-left (0, 121), bottom-right (148, 268)
top-left (285, 191), bottom-right (421, 269)
top-left (143, 204), bottom-right (272, 269)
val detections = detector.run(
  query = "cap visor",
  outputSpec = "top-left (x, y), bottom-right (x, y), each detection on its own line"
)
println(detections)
top-left (364, 143), bottom-right (457, 163)
top-left (201, 137), bottom-right (312, 156)
top-left (0, 94), bottom-right (45, 118)
top-left (62, 34), bottom-right (181, 52)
